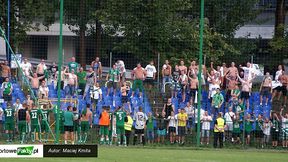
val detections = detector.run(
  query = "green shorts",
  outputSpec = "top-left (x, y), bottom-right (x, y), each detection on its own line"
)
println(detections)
top-left (5, 122), bottom-right (14, 131)
top-left (74, 122), bottom-right (80, 132)
top-left (59, 124), bottom-right (65, 134)
top-left (132, 79), bottom-right (144, 92)
top-left (116, 125), bottom-right (125, 135)
top-left (99, 126), bottom-right (109, 136)
top-left (81, 121), bottom-right (90, 132)
top-left (41, 121), bottom-right (50, 133)
top-left (18, 121), bottom-right (27, 133)
top-left (31, 124), bottom-right (41, 133)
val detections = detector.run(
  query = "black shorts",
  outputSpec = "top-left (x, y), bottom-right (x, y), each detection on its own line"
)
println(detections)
top-left (145, 77), bottom-right (155, 86)
top-left (240, 91), bottom-right (250, 100)
top-left (107, 81), bottom-right (118, 89)
top-left (280, 86), bottom-right (287, 96)
top-left (260, 87), bottom-right (271, 97)
top-left (169, 127), bottom-right (176, 133)
top-left (64, 126), bottom-right (74, 132)
top-left (271, 130), bottom-right (279, 141)
top-left (178, 126), bottom-right (186, 136)
top-left (254, 130), bottom-right (264, 138)
top-left (121, 96), bottom-right (128, 103)
top-left (180, 84), bottom-right (186, 91)
top-left (275, 86), bottom-right (282, 92)
top-left (3, 94), bottom-right (12, 102)
top-left (135, 129), bottom-right (144, 134)
top-left (225, 90), bottom-right (232, 102)
top-left (245, 131), bottom-right (251, 137)
top-left (190, 89), bottom-right (197, 98)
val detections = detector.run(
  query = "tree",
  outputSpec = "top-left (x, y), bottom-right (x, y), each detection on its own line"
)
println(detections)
top-left (274, 0), bottom-right (286, 38)
top-left (0, 0), bottom-right (57, 51)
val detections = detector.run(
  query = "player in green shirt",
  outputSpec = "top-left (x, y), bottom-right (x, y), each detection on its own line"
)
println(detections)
top-left (244, 114), bottom-right (254, 145)
top-left (30, 104), bottom-right (42, 143)
top-left (114, 106), bottom-right (127, 146)
top-left (41, 102), bottom-right (53, 143)
top-left (4, 102), bottom-right (15, 143)
top-left (68, 57), bottom-right (79, 72)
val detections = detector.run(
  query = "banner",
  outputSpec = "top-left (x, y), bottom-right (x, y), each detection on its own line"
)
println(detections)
top-left (0, 145), bottom-right (43, 158)
top-left (43, 145), bottom-right (98, 157)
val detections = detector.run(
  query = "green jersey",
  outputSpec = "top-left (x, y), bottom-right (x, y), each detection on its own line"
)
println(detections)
top-left (109, 69), bottom-right (120, 82)
top-left (64, 111), bottom-right (74, 126)
top-left (236, 104), bottom-right (245, 115)
top-left (146, 117), bottom-right (154, 130)
top-left (30, 109), bottom-right (41, 125)
top-left (245, 119), bottom-right (253, 132)
top-left (255, 119), bottom-right (263, 131)
top-left (4, 107), bottom-right (15, 123)
top-left (114, 110), bottom-right (126, 127)
top-left (212, 93), bottom-right (224, 107)
top-left (232, 89), bottom-right (240, 98)
top-left (2, 82), bottom-right (12, 95)
top-left (77, 71), bottom-right (87, 84)
top-left (233, 120), bottom-right (241, 133)
top-left (68, 61), bottom-right (79, 72)
top-left (41, 109), bottom-right (52, 122)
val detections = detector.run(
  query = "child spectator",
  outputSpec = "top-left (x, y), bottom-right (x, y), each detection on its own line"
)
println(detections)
top-left (167, 111), bottom-right (177, 144)
top-left (146, 112), bottom-right (155, 144)
top-left (263, 118), bottom-right (272, 148)
top-left (156, 111), bottom-right (166, 144)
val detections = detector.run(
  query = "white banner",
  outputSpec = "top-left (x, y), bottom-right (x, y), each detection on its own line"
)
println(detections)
top-left (0, 145), bottom-right (43, 158)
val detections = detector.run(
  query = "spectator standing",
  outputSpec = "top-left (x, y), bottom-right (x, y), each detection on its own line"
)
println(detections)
top-left (77, 67), bottom-right (87, 96)
top-left (162, 60), bottom-right (172, 93)
top-left (255, 114), bottom-right (264, 148)
top-left (36, 59), bottom-right (47, 83)
top-left (39, 81), bottom-right (49, 99)
top-left (116, 60), bottom-right (126, 83)
top-left (188, 74), bottom-right (198, 105)
top-left (20, 58), bottom-right (32, 76)
top-left (213, 112), bottom-right (226, 148)
top-left (238, 75), bottom-right (253, 109)
top-left (28, 73), bottom-right (45, 97)
top-left (179, 70), bottom-right (188, 102)
top-left (177, 108), bottom-right (188, 145)
top-left (49, 62), bottom-right (58, 85)
top-left (232, 114), bottom-right (242, 144)
top-left (124, 112), bottom-right (133, 146)
top-left (13, 98), bottom-right (23, 112)
top-left (91, 57), bottom-right (102, 82)
top-left (224, 107), bottom-right (235, 142)
top-left (207, 70), bottom-right (221, 100)
top-left (271, 65), bottom-right (284, 101)
top-left (145, 60), bottom-right (157, 93)
top-left (188, 60), bottom-right (198, 77)
top-left (271, 112), bottom-right (280, 147)
top-left (179, 60), bottom-right (187, 74)
top-left (171, 65), bottom-right (180, 98)
top-left (89, 82), bottom-right (102, 114)
top-left (26, 95), bottom-right (34, 111)
top-left (83, 68), bottom-right (95, 97)
top-left (192, 107), bottom-right (205, 134)
top-left (244, 114), bottom-right (254, 145)
top-left (262, 118), bottom-right (272, 148)
top-left (225, 62), bottom-right (238, 81)
top-left (156, 111), bottom-right (166, 144)
top-left (259, 72), bottom-right (272, 106)
top-left (162, 98), bottom-right (175, 120)
top-left (106, 64), bottom-right (120, 97)
top-left (0, 61), bottom-right (11, 84)
top-left (0, 106), bottom-right (3, 138)
top-left (211, 88), bottom-right (224, 118)
top-left (131, 63), bottom-right (146, 99)
top-left (167, 111), bottom-right (177, 144)
top-left (146, 112), bottom-right (155, 145)
top-left (64, 68), bottom-right (78, 99)
top-left (68, 57), bottom-right (79, 73)
top-left (280, 108), bottom-right (288, 148)
top-left (200, 111), bottom-right (212, 145)
top-left (133, 107), bottom-right (148, 145)
top-left (56, 67), bottom-right (65, 90)
top-left (64, 106), bottom-right (75, 144)
top-left (184, 102), bottom-right (193, 134)
top-left (1, 77), bottom-right (13, 102)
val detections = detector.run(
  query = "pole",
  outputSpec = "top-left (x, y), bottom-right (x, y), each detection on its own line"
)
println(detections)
top-left (56, 0), bottom-right (64, 144)
top-left (197, 0), bottom-right (205, 147)
top-left (157, 52), bottom-right (160, 89)
top-left (109, 51), bottom-right (112, 68)
top-left (7, 0), bottom-right (10, 65)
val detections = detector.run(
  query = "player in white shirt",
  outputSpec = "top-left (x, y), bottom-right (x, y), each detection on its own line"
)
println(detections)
top-left (21, 58), bottom-right (32, 76)
top-left (167, 111), bottom-right (177, 144)
top-left (133, 107), bottom-right (148, 145)
top-left (200, 111), bottom-right (212, 145)
top-left (224, 107), bottom-right (235, 141)
top-left (280, 108), bottom-right (288, 148)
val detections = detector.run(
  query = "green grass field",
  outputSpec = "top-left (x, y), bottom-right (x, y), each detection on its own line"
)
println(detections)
top-left (2, 146), bottom-right (288, 162)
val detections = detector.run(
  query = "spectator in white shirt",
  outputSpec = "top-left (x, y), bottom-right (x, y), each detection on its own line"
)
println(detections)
top-left (280, 108), bottom-right (288, 148)
top-left (90, 82), bottom-right (102, 114)
top-left (184, 102), bottom-right (193, 134)
top-left (224, 107), bottom-right (235, 141)
top-left (167, 111), bottom-right (177, 144)
top-left (262, 118), bottom-right (272, 148)
top-left (0, 106), bottom-right (3, 137)
top-left (13, 98), bottom-right (23, 112)
top-left (116, 60), bottom-right (126, 83)
top-left (145, 60), bottom-right (157, 92)
top-left (201, 111), bottom-right (212, 145)
top-left (39, 81), bottom-right (49, 99)
top-left (192, 107), bottom-right (205, 134)
top-left (21, 58), bottom-right (32, 76)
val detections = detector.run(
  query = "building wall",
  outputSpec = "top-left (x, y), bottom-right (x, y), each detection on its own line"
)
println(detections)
top-left (0, 38), bottom-right (6, 56)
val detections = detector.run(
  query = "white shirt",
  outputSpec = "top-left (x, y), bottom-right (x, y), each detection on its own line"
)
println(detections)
top-left (90, 86), bottom-right (102, 99)
top-left (133, 112), bottom-right (148, 129)
top-left (282, 117), bottom-right (288, 129)
top-left (21, 62), bottom-right (32, 76)
top-left (263, 122), bottom-right (271, 136)
top-left (13, 103), bottom-right (23, 112)
top-left (242, 66), bottom-right (255, 80)
top-left (275, 70), bottom-right (283, 81)
top-left (167, 115), bottom-right (177, 127)
top-left (192, 108), bottom-right (205, 123)
top-left (179, 74), bottom-right (188, 84)
top-left (116, 60), bottom-right (126, 73)
top-left (201, 115), bottom-right (212, 130)
top-left (0, 107), bottom-right (3, 121)
top-left (224, 111), bottom-right (235, 124)
top-left (145, 64), bottom-right (157, 78)
top-left (39, 86), bottom-right (49, 95)
top-left (185, 106), bottom-right (193, 118)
